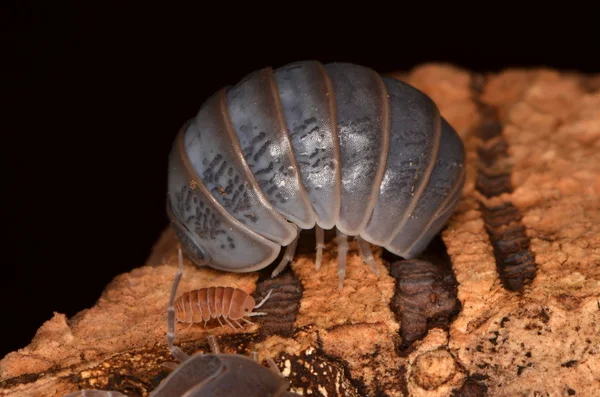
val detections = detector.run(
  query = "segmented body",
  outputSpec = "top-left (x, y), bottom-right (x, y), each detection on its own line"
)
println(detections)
top-left (173, 286), bottom-right (271, 330)
top-left (167, 60), bottom-right (466, 288)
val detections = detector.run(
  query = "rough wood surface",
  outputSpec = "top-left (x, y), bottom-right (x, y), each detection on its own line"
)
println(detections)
top-left (1, 64), bottom-right (599, 397)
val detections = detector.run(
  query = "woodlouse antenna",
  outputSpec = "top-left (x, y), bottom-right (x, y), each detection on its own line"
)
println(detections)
top-left (248, 312), bottom-right (267, 317)
top-left (254, 288), bottom-right (273, 309)
top-left (166, 247), bottom-right (190, 362)
top-left (249, 288), bottom-right (273, 317)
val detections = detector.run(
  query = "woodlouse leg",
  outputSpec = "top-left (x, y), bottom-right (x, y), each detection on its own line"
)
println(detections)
top-left (254, 288), bottom-right (273, 309)
top-left (271, 227), bottom-right (301, 278)
top-left (315, 225), bottom-right (325, 271)
top-left (335, 229), bottom-right (349, 291)
top-left (250, 350), bottom-right (259, 362)
top-left (356, 235), bottom-right (380, 276)
top-left (233, 319), bottom-right (244, 329)
top-left (223, 316), bottom-right (238, 331)
top-left (241, 317), bottom-right (254, 325)
top-left (183, 322), bottom-right (194, 332)
top-left (216, 317), bottom-right (224, 327)
top-left (206, 334), bottom-right (220, 354)
top-left (166, 248), bottom-right (191, 363)
top-left (249, 311), bottom-right (267, 316)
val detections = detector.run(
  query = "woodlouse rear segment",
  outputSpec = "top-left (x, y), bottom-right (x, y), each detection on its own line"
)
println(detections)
top-left (167, 60), bottom-right (466, 289)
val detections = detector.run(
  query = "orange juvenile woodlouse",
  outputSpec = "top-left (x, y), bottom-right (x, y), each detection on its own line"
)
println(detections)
top-left (173, 283), bottom-right (273, 331)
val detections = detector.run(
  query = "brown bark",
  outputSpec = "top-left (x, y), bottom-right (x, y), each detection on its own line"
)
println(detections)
top-left (1, 64), bottom-right (599, 397)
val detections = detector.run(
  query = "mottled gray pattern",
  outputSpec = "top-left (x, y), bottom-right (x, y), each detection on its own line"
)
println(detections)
top-left (324, 63), bottom-right (389, 235)
top-left (394, 169), bottom-right (465, 258)
top-left (166, 139), bottom-right (280, 272)
top-left (183, 91), bottom-right (296, 246)
top-left (274, 61), bottom-right (340, 229)
top-left (386, 117), bottom-right (465, 256)
top-left (361, 77), bottom-right (441, 246)
top-left (225, 69), bottom-right (315, 229)
top-left (168, 195), bottom-right (210, 267)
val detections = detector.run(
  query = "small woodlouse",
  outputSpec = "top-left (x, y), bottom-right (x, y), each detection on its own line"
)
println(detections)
top-left (167, 60), bottom-right (466, 290)
top-left (173, 285), bottom-right (272, 331)
top-left (62, 249), bottom-right (300, 397)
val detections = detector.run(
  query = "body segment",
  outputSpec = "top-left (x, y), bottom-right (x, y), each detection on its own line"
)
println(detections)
top-left (273, 61), bottom-right (341, 230)
top-left (360, 76), bottom-right (441, 246)
top-left (324, 62), bottom-right (390, 236)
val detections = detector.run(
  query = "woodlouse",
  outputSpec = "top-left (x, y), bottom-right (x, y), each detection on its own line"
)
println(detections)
top-left (62, 249), bottom-right (300, 397)
top-left (173, 282), bottom-right (272, 330)
top-left (167, 60), bottom-right (466, 289)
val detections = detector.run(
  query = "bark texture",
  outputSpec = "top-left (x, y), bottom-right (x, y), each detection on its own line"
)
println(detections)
top-left (1, 64), bottom-right (599, 397)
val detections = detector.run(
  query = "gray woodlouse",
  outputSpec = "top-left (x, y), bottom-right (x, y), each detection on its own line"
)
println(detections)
top-left (167, 60), bottom-right (466, 290)
top-left (62, 248), bottom-right (301, 397)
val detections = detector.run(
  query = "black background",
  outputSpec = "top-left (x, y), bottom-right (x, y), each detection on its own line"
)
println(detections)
top-left (3, 3), bottom-right (598, 361)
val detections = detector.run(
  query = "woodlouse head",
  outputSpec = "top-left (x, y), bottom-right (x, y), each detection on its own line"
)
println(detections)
top-left (229, 294), bottom-right (256, 320)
